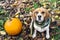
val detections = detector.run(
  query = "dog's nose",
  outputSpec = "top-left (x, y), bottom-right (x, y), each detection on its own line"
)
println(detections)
top-left (38, 16), bottom-right (41, 20)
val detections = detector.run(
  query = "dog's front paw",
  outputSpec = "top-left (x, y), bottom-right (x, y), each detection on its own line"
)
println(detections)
top-left (32, 34), bottom-right (36, 38)
top-left (46, 35), bottom-right (50, 39)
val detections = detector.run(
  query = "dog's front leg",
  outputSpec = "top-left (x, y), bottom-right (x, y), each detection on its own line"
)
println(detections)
top-left (32, 29), bottom-right (37, 38)
top-left (46, 28), bottom-right (50, 39)
top-left (30, 19), bottom-right (33, 34)
top-left (30, 19), bottom-right (33, 29)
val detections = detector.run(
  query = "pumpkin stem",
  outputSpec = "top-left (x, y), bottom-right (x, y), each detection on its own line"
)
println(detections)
top-left (9, 17), bottom-right (12, 21)
top-left (9, 11), bottom-right (12, 21)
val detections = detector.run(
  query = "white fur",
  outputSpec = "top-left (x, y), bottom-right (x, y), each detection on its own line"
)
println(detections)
top-left (34, 22), bottom-right (50, 39)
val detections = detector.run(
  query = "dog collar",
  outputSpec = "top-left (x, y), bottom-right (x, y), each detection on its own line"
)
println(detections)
top-left (34, 18), bottom-right (51, 28)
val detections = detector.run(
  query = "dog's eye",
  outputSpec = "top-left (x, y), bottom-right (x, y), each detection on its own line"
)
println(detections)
top-left (35, 12), bottom-right (38, 14)
top-left (42, 12), bottom-right (45, 14)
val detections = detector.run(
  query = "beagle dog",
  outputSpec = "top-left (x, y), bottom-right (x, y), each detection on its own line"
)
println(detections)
top-left (30, 7), bottom-right (51, 39)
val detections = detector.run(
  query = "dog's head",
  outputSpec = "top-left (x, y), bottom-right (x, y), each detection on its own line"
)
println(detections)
top-left (31, 7), bottom-right (51, 23)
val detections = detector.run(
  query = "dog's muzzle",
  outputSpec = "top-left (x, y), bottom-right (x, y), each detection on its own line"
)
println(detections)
top-left (38, 15), bottom-right (41, 20)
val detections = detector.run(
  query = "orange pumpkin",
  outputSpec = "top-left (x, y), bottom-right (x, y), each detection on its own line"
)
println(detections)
top-left (4, 18), bottom-right (22, 35)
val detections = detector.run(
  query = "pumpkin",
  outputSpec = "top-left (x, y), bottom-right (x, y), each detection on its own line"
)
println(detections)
top-left (4, 18), bottom-right (22, 35)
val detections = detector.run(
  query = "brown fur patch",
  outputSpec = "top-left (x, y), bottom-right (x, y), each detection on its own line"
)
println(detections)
top-left (31, 7), bottom-right (51, 20)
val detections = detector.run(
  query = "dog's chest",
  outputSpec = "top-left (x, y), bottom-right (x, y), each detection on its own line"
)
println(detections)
top-left (34, 22), bottom-right (49, 32)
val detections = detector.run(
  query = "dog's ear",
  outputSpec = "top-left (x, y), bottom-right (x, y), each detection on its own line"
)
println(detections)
top-left (29, 8), bottom-right (35, 20)
top-left (29, 11), bottom-right (35, 20)
top-left (45, 10), bottom-right (51, 19)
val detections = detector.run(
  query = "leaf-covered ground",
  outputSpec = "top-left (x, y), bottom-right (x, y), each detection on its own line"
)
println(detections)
top-left (0, 0), bottom-right (60, 40)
